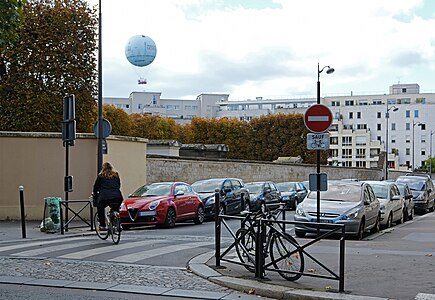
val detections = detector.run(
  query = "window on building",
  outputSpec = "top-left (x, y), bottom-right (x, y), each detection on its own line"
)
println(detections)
top-left (331, 101), bottom-right (340, 106)
top-left (345, 100), bottom-right (354, 106)
top-left (391, 136), bottom-right (396, 143)
top-left (406, 135), bottom-right (410, 143)
top-left (349, 112), bottom-right (353, 119)
top-left (357, 112), bottom-right (361, 119)
top-left (377, 112), bottom-right (381, 118)
top-left (356, 136), bottom-right (366, 145)
top-left (138, 104), bottom-right (143, 110)
top-left (387, 99), bottom-right (396, 105)
top-left (377, 124), bottom-right (381, 130)
top-left (405, 110), bottom-right (410, 118)
top-left (357, 124), bottom-right (367, 130)
top-left (377, 136), bottom-right (382, 142)
top-left (406, 148), bottom-right (410, 155)
top-left (421, 135), bottom-right (426, 143)
top-left (167, 105), bottom-right (174, 110)
top-left (422, 149), bottom-right (426, 155)
top-left (192, 106), bottom-right (199, 111)
top-left (330, 137), bottom-right (338, 145)
top-left (344, 161), bottom-right (352, 167)
top-left (152, 95), bottom-right (157, 105)
top-left (356, 148), bottom-right (366, 158)
top-left (406, 123), bottom-right (410, 130)
top-left (330, 149), bottom-right (338, 157)
top-left (185, 105), bottom-right (191, 110)
top-left (416, 97), bottom-right (426, 104)
top-left (414, 110), bottom-right (419, 118)
top-left (421, 123), bottom-right (426, 130)
top-left (356, 161), bottom-right (366, 168)
top-left (342, 149), bottom-right (352, 158)
top-left (342, 136), bottom-right (352, 146)
top-left (359, 100), bottom-right (368, 105)
top-left (402, 88), bottom-right (407, 93)
top-left (372, 100), bottom-right (382, 105)
top-left (391, 123), bottom-right (396, 131)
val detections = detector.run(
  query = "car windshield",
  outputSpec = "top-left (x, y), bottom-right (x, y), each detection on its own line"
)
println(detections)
top-left (191, 179), bottom-right (223, 193)
top-left (245, 183), bottom-right (262, 194)
top-left (276, 182), bottom-right (296, 192)
top-left (396, 184), bottom-right (406, 195)
top-left (307, 184), bottom-right (361, 202)
top-left (130, 183), bottom-right (172, 197)
top-left (370, 184), bottom-right (388, 199)
top-left (396, 178), bottom-right (425, 191)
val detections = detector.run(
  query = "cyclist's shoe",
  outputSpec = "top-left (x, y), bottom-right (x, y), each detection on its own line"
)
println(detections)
top-left (99, 225), bottom-right (108, 231)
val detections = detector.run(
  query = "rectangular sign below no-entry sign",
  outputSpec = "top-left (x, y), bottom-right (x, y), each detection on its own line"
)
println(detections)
top-left (307, 133), bottom-right (330, 150)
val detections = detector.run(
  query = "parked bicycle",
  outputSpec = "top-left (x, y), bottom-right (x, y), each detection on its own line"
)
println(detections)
top-left (94, 206), bottom-right (122, 244)
top-left (235, 206), bottom-right (304, 281)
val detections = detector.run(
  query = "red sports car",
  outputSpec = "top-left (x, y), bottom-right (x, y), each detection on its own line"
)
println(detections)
top-left (119, 182), bottom-right (205, 229)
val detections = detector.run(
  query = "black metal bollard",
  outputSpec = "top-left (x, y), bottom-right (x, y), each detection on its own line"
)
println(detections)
top-left (19, 186), bottom-right (26, 238)
top-left (214, 189), bottom-right (221, 267)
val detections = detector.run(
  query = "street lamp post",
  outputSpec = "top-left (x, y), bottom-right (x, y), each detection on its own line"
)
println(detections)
top-left (385, 103), bottom-right (398, 180)
top-left (97, 0), bottom-right (103, 173)
top-left (412, 120), bottom-right (423, 172)
top-left (316, 63), bottom-right (334, 232)
top-left (430, 131), bottom-right (434, 177)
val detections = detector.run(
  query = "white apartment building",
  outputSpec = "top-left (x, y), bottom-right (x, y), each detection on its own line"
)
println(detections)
top-left (104, 83), bottom-right (435, 171)
top-left (104, 92), bottom-right (229, 124)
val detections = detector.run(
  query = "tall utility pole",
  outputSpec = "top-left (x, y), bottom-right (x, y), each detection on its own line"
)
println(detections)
top-left (97, 0), bottom-right (103, 173)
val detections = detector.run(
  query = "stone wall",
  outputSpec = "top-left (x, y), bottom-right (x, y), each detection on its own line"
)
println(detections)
top-left (147, 155), bottom-right (383, 184)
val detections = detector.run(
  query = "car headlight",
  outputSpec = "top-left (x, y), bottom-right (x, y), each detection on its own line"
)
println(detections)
top-left (206, 197), bottom-right (215, 206)
top-left (149, 200), bottom-right (160, 210)
top-left (342, 209), bottom-right (359, 220)
top-left (295, 206), bottom-right (306, 216)
top-left (282, 196), bottom-right (289, 200)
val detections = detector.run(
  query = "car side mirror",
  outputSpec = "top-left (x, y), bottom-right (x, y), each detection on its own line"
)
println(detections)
top-left (224, 188), bottom-right (232, 193)
top-left (175, 190), bottom-right (184, 196)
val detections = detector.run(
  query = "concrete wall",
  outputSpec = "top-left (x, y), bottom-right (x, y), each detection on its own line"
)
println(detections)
top-left (146, 155), bottom-right (383, 185)
top-left (0, 132), bottom-right (147, 220)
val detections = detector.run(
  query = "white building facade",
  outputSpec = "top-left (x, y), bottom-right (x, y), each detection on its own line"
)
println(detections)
top-left (103, 83), bottom-right (435, 171)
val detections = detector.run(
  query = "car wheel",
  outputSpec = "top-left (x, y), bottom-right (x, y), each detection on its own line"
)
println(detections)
top-left (355, 219), bottom-right (365, 240)
top-left (408, 207), bottom-right (414, 220)
top-left (244, 201), bottom-right (250, 212)
top-left (429, 201), bottom-right (435, 212)
top-left (370, 215), bottom-right (380, 234)
top-left (386, 213), bottom-right (393, 228)
top-left (219, 205), bottom-right (226, 216)
top-left (163, 208), bottom-right (176, 228)
top-left (403, 207), bottom-right (408, 222)
top-left (295, 230), bottom-right (306, 238)
top-left (193, 206), bottom-right (205, 224)
top-left (292, 198), bottom-right (298, 210)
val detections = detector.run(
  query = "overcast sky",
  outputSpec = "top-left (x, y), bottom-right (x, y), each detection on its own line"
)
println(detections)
top-left (87, 0), bottom-right (435, 100)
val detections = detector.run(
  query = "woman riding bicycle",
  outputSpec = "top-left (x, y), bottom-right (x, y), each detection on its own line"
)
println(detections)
top-left (93, 162), bottom-right (123, 231)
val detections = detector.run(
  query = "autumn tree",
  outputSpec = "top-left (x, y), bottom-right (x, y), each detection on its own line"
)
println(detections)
top-left (130, 114), bottom-right (179, 140)
top-left (102, 105), bottom-right (132, 136)
top-left (0, 0), bottom-right (26, 48)
top-left (0, 0), bottom-right (97, 133)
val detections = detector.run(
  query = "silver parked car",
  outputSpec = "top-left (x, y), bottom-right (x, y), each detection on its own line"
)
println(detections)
top-left (395, 182), bottom-right (414, 221)
top-left (365, 181), bottom-right (405, 228)
top-left (294, 181), bottom-right (380, 240)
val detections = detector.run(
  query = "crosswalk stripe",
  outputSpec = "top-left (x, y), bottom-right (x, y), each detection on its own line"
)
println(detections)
top-left (0, 237), bottom-right (87, 253)
top-left (59, 239), bottom-right (167, 260)
top-left (11, 240), bottom-right (96, 257)
top-left (108, 241), bottom-right (213, 263)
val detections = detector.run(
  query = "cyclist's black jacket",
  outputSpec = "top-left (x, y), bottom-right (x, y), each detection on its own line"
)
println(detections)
top-left (93, 175), bottom-right (123, 204)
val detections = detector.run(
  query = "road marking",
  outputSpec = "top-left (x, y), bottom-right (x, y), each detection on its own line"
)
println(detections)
top-left (108, 241), bottom-right (214, 263)
top-left (59, 239), bottom-right (167, 260)
top-left (12, 240), bottom-right (96, 257)
top-left (0, 237), bottom-right (87, 253)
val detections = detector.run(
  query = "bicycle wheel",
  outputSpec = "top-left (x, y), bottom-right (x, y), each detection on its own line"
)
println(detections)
top-left (269, 232), bottom-right (304, 281)
top-left (110, 212), bottom-right (122, 244)
top-left (235, 228), bottom-right (256, 272)
top-left (94, 212), bottom-right (109, 240)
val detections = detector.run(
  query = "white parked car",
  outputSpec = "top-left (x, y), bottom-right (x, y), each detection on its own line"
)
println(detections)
top-left (365, 181), bottom-right (405, 228)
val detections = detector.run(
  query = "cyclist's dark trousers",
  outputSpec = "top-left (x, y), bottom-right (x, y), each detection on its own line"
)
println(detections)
top-left (97, 198), bottom-right (122, 226)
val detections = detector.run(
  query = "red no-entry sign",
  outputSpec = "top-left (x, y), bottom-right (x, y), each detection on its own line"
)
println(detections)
top-left (304, 104), bottom-right (333, 133)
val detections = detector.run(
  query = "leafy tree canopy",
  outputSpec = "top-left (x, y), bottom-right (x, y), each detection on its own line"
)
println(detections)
top-left (0, 0), bottom-right (97, 133)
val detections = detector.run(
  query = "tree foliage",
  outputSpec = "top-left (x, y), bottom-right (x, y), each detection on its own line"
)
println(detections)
top-left (0, 0), bottom-right (26, 48)
top-left (102, 104), bottom-right (132, 136)
top-left (130, 114), bottom-right (180, 140)
top-left (0, 0), bottom-right (97, 133)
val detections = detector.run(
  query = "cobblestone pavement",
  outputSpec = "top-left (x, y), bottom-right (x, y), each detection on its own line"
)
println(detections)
top-left (0, 257), bottom-right (231, 292)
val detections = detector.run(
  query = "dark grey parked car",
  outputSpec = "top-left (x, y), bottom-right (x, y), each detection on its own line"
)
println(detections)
top-left (294, 181), bottom-right (380, 240)
top-left (191, 178), bottom-right (250, 219)
top-left (245, 182), bottom-right (281, 212)
top-left (395, 182), bottom-right (415, 221)
top-left (396, 175), bottom-right (435, 213)
top-left (275, 182), bottom-right (308, 209)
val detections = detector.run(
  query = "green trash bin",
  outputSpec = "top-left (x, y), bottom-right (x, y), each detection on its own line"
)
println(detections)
top-left (40, 197), bottom-right (61, 233)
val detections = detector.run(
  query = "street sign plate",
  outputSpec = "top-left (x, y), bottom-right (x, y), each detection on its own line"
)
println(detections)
top-left (307, 133), bottom-right (330, 150)
top-left (309, 173), bottom-right (328, 191)
top-left (304, 104), bottom-right (333, 133)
